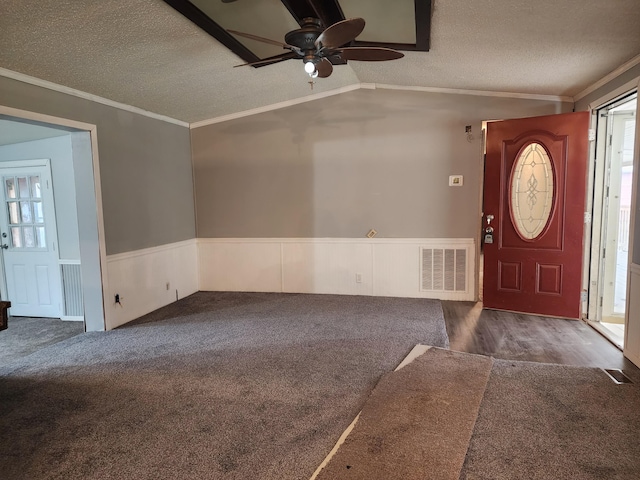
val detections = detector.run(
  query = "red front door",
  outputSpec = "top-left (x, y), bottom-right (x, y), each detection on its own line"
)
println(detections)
top-left (483, 111), bottom-right (589, 319)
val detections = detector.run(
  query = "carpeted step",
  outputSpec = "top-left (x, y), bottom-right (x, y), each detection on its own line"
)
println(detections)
top-left (313, 347), bottom-right (493, 480)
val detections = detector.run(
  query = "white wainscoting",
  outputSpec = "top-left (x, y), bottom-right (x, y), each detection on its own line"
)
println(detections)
top-left (198, 238), bottom-right (475, 301)
top-left (105, 239), bottom-right (198, 330)
top-left (624, 263), bottom-right (640, 367)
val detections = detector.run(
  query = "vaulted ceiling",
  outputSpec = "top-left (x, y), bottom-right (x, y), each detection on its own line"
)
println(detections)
top-left (1, 0), bottom-right (640, 124)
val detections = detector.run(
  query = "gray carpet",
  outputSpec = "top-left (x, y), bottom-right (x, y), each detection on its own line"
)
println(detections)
top-left (316, 348), bottom-right (493, 480)
top-left (0, 292), bottom-right (449, 480)
top-left (459, 360), bottom-right (640, 479)
top-left (0, 316), bottom-right (84, 365)
top-left (309, 348), bottom-right (640, 480)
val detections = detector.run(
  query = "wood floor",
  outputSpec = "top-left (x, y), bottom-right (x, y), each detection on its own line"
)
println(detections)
top-left (442, 301), bottom-right (640, 381)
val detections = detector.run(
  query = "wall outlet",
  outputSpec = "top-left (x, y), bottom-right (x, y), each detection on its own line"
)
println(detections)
top-left (356, 273), bottom-right (363, 283)
top-left (166, 282), bottom-right (170, 291)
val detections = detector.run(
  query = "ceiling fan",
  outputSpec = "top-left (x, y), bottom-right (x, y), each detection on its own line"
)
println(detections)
top-left (228, 17), bottom-right (404, 79)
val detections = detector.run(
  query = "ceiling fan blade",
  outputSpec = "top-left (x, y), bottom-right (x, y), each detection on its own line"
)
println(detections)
top-left (315, 18), bottom-right (365, 49)
top-left (227, 29), bottom-right (293, 50)
top-left (316, 57), bottom-right (333, 78)
top-left (234, 52), bottom-right (298, 68)
top-left (339, 47), bottom-right (404, 61)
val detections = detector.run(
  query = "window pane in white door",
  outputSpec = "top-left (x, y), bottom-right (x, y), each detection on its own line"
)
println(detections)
top-left (5, 178), bottom-right (16, 199)
top-left (35, 226), bottom-right (46, 248)
top-left (18, 177), bottom-right (29, 198)
top-left (23, 227), bottom-right (35, 248)
top-left (8, 202), bottom-right (19, 224)
top-left (20, 201), bottom-right (32, 223)
top-left (33, 202), bottom-right (44, 223)
top-left (11, 226), bottom-right (22, 248)
top-left (30, 176), bottom-right (41, 198)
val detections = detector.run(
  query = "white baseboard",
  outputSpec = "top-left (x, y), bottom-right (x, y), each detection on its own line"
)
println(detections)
top-left (105, 239), bottom-right (198, 330)
top-left (198, 238), bottom-right (475, 301)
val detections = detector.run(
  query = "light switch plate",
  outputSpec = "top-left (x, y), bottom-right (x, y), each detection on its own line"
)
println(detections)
top-left (449, 175), bottom-right (464, 186)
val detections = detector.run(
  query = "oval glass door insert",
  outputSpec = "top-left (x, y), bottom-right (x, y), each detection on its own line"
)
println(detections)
top-left (510, 142), bottom-right (554, 240)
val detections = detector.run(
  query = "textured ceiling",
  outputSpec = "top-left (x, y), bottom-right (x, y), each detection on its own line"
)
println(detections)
top-left (1, 0), bottom-right (640, 124)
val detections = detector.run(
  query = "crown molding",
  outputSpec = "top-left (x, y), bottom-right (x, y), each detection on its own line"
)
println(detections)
top-left (191, 81), bottom-right (575, 128)
top-left (2, 66), bottom-right (583, 129)
top-left (0, 68), bottom-right (189, 128)
top-left (189, 84), bottom-right (361, 129)
top-left (573, 54), bottom-right (640, 102)
top-left (362, 83), bottom-right (573, 103)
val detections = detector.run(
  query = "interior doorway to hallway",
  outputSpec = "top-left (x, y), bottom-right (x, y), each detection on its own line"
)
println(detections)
top-left (588, 92), bottom-right (637, 349)
top-left (0, 108), bottom-right (107, 332)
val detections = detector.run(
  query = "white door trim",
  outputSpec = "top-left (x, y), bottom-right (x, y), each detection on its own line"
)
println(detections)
top-left (0, 105), bottom-right (108, 331)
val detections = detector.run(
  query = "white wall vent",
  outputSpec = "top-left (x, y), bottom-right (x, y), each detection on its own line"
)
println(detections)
top-left (421, 248), bottom-right (467, 293)
top-left (61, 262), bottom-right (84, 319)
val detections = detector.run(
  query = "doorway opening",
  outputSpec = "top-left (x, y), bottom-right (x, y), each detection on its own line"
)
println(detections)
top-left (588, 92), bottom-right (637, 348)
top-left (0, 108), bottom-right (107, 333)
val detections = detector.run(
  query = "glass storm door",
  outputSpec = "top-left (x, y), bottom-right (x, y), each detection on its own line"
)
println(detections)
top-left (483, 112), bottom-right (589, 318)
top-left (0, 163), bottom-right (62, 318)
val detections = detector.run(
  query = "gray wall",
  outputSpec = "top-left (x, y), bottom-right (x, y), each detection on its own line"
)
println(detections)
top-left (192, 88), bottom-right (570, 239)
top-left (0, 76), bottom-right (195, 255)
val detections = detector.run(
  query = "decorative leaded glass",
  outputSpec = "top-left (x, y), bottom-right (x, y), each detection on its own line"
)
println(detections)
top-left (510, 142), bottom-right (554, 240)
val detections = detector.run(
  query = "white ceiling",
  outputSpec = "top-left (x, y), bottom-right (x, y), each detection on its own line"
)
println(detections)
top-left (1, 0), bottom-right (639, 124)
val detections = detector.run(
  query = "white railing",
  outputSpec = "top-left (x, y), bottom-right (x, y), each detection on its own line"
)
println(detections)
top-left (619, 206), bottom-right (631, 252)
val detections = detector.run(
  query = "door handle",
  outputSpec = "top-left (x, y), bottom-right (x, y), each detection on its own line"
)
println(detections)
top-left (0, 244), bottom-right (8, 249)
top-left (484, 214), bottom-right (495, 244)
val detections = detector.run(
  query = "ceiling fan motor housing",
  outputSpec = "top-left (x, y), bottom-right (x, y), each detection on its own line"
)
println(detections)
top-left (284, 18), bottom-right (323, 51)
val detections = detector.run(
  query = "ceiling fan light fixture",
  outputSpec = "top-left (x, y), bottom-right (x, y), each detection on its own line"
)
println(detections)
top-left (304, 60), bottom-right (316, 74)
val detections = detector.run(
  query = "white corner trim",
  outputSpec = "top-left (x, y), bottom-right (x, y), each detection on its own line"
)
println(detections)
top-left (0, 67), bottom-right (189, 128)
top-left (362, 83), bottom-right (574, 103)
top-left (189, 84), bottom-right (362, 128)
top-left (573, 54), bottom-right (640, 102)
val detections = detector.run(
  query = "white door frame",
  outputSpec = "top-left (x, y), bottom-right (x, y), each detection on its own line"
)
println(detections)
top-left (586, 95), bottom-right (637, 324)
top-left (0, 105), bottom-right (108, 331)
top-left (582, 78), bottom-right (640, 356)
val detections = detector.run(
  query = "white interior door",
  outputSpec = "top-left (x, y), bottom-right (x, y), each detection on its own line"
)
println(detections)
top-left (0, 160), bottom-right (62, 317)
